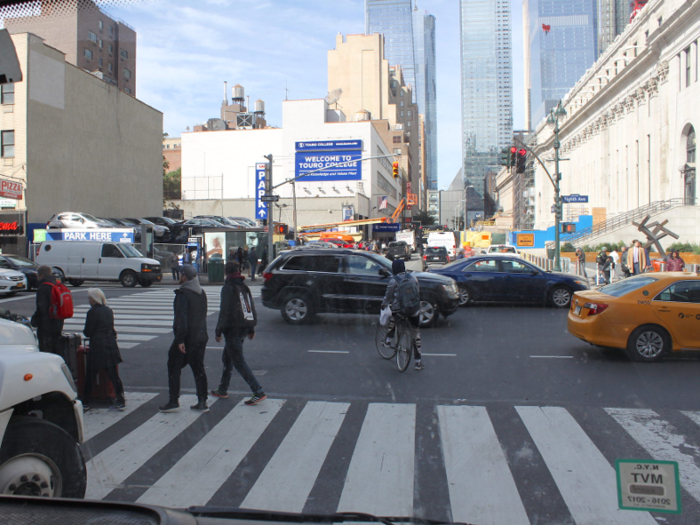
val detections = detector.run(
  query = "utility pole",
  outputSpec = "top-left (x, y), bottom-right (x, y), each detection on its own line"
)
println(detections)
top-left (547, 100), bottom-right (567, 272)
top-left (264, 154), bottom-right (274, 262)
top-left (291, 179), bottom-right (298, 244)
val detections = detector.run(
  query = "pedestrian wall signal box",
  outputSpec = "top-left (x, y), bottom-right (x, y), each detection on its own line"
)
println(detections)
top-left (560, 223), bottom-right (576, 234)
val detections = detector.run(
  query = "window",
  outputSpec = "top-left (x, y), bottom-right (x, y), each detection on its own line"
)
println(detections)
top-left (283, 255), bottom-right (339, 273)
top-left (99, 57), bottom-right (103, 67)
top-left (407, 121), bottom-right (411, 127)
top-left (88, 31), bottom-right (97, 43)
top-left (84, 48), bottom-right (93, 59)
top-left (99, 39), bottom-right (103, 48)
top-left (655, 281), bottom-right (700, 303)
top-left (400, 111), bottom-right (404, 117)
top-left (407, 110), bottom-right (412, 118)
top-left (108, 62), bottom-right (113, 72)
top-left (400, 100), bottom-right (404, 107)
top-left (99, 20), bottom-right (103, 30)
top-left (1, 83), bottom-right (14, 105)
top-left (599, 276), bottom-right (658, 297)
top-left (686, 48), bottom-right (691, 88)
top-left (393, 136), bottom-right (401, 143)
top-left (125, 88), bottom-right (132, 95)
top-left (124, 68), bottom-right (131, 80)
top-left (120, 48), bottom-right (128, 59)
top-left (108, 44), bottom-right (113, 54)
top-left (501, 260), bottom-right (533, 274)
top-left (109, 25), bottom-right (114, 36)
top-left (1, 130), bottom-right (14, 158)
top-left (393, 148), bottom-right (401, 154)
top-left (102, 244), bottom-right (124, 258)
top-left (464, 259), bottom-right (499, 272)
top-left (345, 255), bottom-right (383, 276)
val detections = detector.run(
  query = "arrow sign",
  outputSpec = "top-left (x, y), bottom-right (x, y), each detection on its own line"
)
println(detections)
top-left (255, 163), bottom-right (268, 220)
top-left (260, 195), bottom-right (280, 202)
top-left (258, 209), bottom-right (267, 218)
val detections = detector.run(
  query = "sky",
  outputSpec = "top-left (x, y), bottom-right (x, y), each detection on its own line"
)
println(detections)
top-left (107, 0), bottom-right (526, 190)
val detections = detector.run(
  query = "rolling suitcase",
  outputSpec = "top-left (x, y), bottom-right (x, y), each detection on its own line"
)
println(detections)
top-left (76, 342), bottom-right (116, 401)
top-left (57, 333), bottom-right (81, 379)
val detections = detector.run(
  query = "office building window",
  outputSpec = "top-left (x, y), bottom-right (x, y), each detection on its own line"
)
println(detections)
top-left (407, 121), bottom-right (411, 127)
top-left (99, 39), bottom-right (103, 48)
top-left (686, 48), bottom-right (692, 88)
top-left (108, 62), bottom-right (113, 73)
top-left (393, 148), bottom-right (401, 154)
top-left (88, 31), bottom-right (97, 43)
top-left (120, 48), bottom-right (128, 59)
top-left (407, 110), bottom-right (412, 118)
top-left (108, 44), bottom-right (113, 54)
top-left (123, 68), bottom-right (131, 80)
top-left (1, 84), bottom-right (14, 105)
top-left (2, 130), bottom-right (15, 158)
top-left (393, 136), bottom-right (401, 143)
top-left (84, 48), bottom-right (92, 60)
top-left (99, 20), bottom-right (103, 30)
top-left (400, 100), bottom-right (404, 107)
top-left (400, 111), bottom-right (404, 117)
top-left (125, 87), bottom-right (132, 95)
top-left (109, 25), bottom-right (114, 36)
top-left (98, 57), bottom-right (103, 67)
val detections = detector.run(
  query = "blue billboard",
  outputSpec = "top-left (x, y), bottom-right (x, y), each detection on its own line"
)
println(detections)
top-left (46, 229), bottom-right (134, 243)
top-left (295, 140), bottom-right (362, 182)
top-left (255, 163), bottom-right (268, 220)
top-left (372, 223), bottom-right (400, 233)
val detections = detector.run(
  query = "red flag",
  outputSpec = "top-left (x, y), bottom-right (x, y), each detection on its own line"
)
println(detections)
top-left (542, 23), bottom-right (551, 34)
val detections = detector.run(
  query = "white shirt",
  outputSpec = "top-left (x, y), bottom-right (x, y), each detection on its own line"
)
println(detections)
top-left (611, 251), bottom-right (620, 265)
top-left (633, 247), bottom-right (640, 263)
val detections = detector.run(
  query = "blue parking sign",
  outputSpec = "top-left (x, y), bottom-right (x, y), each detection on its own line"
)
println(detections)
top-left (255, 163), bottom-right (268, 220)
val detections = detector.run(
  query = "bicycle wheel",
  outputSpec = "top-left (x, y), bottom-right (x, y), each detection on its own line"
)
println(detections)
top-left (375, 322), bottom-right (396, 359)
top-left (395, 323), bottom-right (412, 372)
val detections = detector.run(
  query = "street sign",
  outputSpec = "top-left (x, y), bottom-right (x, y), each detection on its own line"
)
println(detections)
top-left (260, 195), bottom-right (280, 203)
top-left (255, 163), bottom-right (268, 220)
top-left (516, 233), bottom-right (535, 247)
top-left (616, 459), bottom-right (681, 514)
top-left (562, 194), bottom-right (589, 203)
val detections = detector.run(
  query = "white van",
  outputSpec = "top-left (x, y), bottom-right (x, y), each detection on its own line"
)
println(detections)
top-left (427, 231), bottom-right (458, 257)
top-left (36, 241), bottom-right (162, 288)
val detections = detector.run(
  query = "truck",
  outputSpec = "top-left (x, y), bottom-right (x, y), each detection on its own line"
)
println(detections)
top-left (0, 319), bottom-right (86, 498)
top-left (396, 230), bottom-right (416, 252)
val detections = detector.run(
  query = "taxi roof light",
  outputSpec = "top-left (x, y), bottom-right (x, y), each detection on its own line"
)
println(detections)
top-left (584, 302), bottom-right (609, 315)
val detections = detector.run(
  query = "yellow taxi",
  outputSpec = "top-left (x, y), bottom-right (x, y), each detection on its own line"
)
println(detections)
top-left (567, 272), bottom-right (700, 362)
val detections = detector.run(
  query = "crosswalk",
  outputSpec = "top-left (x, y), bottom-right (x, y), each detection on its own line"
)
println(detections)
top-left (62, 286), bottom-right (247, 349)
top-left (82, 395), bottom-right (700, 522)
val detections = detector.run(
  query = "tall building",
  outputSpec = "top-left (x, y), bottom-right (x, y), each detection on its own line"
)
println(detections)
top-left (5, 0), bottom-right (136, 95)
top-left (528, 0), bottom-right (598, 127)
top-left (597, 0), bottom-right (629, 56)
top-left (412, 9), bottom-right (438, 191)
top-left (459, 0), bottom-right (513, 208)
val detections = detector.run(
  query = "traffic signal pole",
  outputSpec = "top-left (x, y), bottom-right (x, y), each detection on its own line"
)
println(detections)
top-left (264, 154), bottom-right (274, 262)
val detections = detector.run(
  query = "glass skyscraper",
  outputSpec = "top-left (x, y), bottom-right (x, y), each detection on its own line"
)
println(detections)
top-left (529, 0), bottom-right (598, 127)
top-left (597, 0), bottom-right (629, 56)
top-left (459, 0), bottom-right (513, 205)
top-left (366, 0), bottom-right (438, 190)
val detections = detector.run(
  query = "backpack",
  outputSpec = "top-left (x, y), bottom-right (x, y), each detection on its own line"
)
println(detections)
top-left (230, 282), bottom-right (257, 329)
top-left (48, 282), bottom-right (74, 320)
top-left (395, 273), bottom-right (421, 317)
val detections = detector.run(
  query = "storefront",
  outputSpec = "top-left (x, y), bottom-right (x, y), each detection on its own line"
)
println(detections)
top-left (0, 211), bottom-right (26, 255)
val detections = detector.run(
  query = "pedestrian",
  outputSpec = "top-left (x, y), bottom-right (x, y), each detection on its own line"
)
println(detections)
top-left (227, 247), bottom-right (237, 262)
top-left (210, 261), bottom-right (267, 405)
top-left (602, 255), bottom-right (613, 284)
top-left (575, 248), bottom-right (588, 280)
top-left (666, 250), bottom-right (686, 271)
top-left (242, 245), bottom-right (250, 270)
top-left (610, 247), bottom-right (620, 281)
top-left (627, 239), bottom-right (649, 275)
top-left (31, 265), bottom-right (64, 354)
top-left (159, 264), bottom-right (210, 413)
top-left (248, 246), bottom-right (258, 281)
top-left (171, 251), bottom-right (180, 281)
top-left (596, 247), bottom-right (608, 284)
top-left (260, 246), bottom-right (268, 276)
top-left (82, 288), bottom-right (125, 412)
top-left (456, 249), bottom-right (465, 259)
top-left (620, 246), bottom-right (632, 278)
top-left (236, 246), bottom-right (244, 268)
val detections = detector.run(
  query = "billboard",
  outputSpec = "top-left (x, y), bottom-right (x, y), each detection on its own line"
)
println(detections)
top-left (46, 229), bottom-right (134, 243)
top-left (295, 140), bottom-right (362, 182)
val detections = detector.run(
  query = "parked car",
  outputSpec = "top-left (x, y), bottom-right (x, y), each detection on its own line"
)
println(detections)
top-left (261, 248), bottom-right (460, 327)
top-left (568, 272), bottom-right (700, 362)
top-left (386, 241), bottom-right (411, 261)
top-left (0, 254), bottom-right (41, 290)
top-left (423, 246), bottom-right (450, 266)
top-left (429, 254), bottom-right (588, 308)
top-left (194, 215), bottom-right (241, 228)
top-left (170, 218), bottom-right (239, 243)
top-left (104, 218), bottom-right (141, 242)
top-left (125, 218), bottom-right (172, 242)
top-left (487, 244), bottom-right (521, 257)
top-left (46, 212), bottom-right (113, 230)
top-left (144, 216), bottom-right (185, 240)
top-left (36, 241), bottom-right (162, 287)
top-left (228, 216), bottom-right (258, 228)
top-left (0, 268), bottom-right (27, 296)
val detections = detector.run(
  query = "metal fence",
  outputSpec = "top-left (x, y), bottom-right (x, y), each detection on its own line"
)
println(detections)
top-left (522, 252), bottom-right (572, 273)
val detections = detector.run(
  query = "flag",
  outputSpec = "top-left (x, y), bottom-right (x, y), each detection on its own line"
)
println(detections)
top-left (542, 23), bottom-right (551, 34)
top-left (379, 196), bottom-right (388, 210)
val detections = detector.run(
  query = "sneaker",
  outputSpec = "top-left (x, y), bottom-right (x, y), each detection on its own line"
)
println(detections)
top-left (159, 401), bottom-right (180, 413)
top-left (244, 393), bottom-right (267, 406)
top-left (414, 361), bottom-right (425, 370)
top-left (110, 398), bottom-right (126, 411)
top-left (82, 404), bottom-right (90, 413)
top-left (210, 389), bottom-right (229, 399)
top-left (190, 401), bottom-right (210, 412)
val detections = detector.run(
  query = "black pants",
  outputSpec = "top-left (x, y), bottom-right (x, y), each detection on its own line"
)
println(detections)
top-left (217, 330), bottom-right (263, 395)
top-left (167, 340), bottom-right (208, 402)
top-left (83, 361), bottom-right (124, 403)
top-left (386, 315), bottom-right (422, 360)
top-left (172, 265), bottom-right (180, 280)
top-left (38, 329), bottom-right (62, 355)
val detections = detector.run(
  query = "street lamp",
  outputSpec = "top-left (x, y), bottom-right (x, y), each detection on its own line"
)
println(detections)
top-left (546, 100), bottom-right (567, 272)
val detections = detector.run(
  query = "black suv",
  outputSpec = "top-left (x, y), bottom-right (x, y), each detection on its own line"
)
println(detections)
top-left (386, 241), bottom-right (411, 261)
top-left (261, 249), bottom-right (460, 327)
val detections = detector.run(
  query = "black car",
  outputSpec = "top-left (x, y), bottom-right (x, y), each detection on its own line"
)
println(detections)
top-left (261, 248), bottom-right (460, 327)
top-left (144, 216), bottom-right (183, 239)
top-left (386, 241), bottom-right (411, 261)
top-left (125, 218), bottom-right (172, 242)
top-left (423, 246), bottom-right (450, 265)
top-left (428, 254), bottom-right (589, 308)
top-left (0, 255), bottom-right (40, 290)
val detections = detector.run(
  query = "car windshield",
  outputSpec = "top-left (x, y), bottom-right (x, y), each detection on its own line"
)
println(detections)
top-left (426, 247), bottom-right (446, 254)
top-left (81, 213), bottom-right (102, 222)
top-left (598, 275), bottom-right (659, 297)
top-left (119, 244), bottom-right (145, 258)
top-left (5, 256), bottom-right (36, 267)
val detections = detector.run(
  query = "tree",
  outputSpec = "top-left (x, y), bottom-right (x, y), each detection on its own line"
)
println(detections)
top-left (163, 166), bottom-right (181, 200)
top-left (414, 210), bottom-right (436, 226)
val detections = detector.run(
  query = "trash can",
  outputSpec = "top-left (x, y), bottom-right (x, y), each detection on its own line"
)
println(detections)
top-left (208, 258), bottom-right (224, 283)
top-left (547, 248), bottom-right (555, 260)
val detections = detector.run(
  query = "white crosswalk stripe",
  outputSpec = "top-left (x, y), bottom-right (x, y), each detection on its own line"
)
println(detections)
top-left (82, 396), bottom-right (700, 521)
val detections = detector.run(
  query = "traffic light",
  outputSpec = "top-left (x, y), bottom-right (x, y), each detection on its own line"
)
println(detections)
top-left (276, 224), bottom-right (289, 235)
top-left (499, 147), bottom-right (510, 166)
top-left (560, 222), bottom-right (576, 234)
top-left (510, 146), bottom-right (517, 168)
top-left (392, 161), bottom-right (399, 179)
top-left (554, 198), bottom-right (563, 221)
top-left (516, 148), bottom-right (527, 173)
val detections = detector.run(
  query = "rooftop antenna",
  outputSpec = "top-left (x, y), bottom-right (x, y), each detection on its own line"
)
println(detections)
top-left (324, 88), bottom-right (343, 109)
top-left (285, 78), bottom-right (289, 101)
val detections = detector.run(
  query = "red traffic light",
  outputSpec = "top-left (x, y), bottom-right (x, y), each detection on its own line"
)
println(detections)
top-left (510, 146), bottom-right (517, 154)
top-left (518, 149), bottom-right (527, 156)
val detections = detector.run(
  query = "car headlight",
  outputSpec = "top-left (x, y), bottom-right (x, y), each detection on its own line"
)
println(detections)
top-left (0, 275), bottom-right (10, 281)
top-left (442, 283), bottom-right (459, 294)
top-left (61, 363), bottom-right (77, 393)
top-left (574, 280), bottom-right (589, 288)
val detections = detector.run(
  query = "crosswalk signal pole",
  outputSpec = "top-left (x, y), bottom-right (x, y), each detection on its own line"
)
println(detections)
top-left (264, 154), bottom-right (274, 261)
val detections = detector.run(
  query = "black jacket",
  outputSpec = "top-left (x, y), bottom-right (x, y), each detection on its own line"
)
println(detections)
top-left (31, 277), bottom-right (63, 335)
top-left (215, 275), bottom-right (256, 337)
top-left (173, 286), bottom-right (209, 346)
top-left (83, 303), bottom-right (122, 369)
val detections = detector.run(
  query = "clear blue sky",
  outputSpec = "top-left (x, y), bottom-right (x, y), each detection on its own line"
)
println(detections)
top-left (108, 0), bottom-right (525, 190)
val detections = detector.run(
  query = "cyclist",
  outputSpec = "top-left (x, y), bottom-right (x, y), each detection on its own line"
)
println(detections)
top-left (381, 259), bottom-right (424, 370)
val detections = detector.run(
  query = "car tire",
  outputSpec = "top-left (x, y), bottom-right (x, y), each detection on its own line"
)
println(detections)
top-left (458, 285), bottom-right (472, 307)
top-left (418, 300), bottom-right (439, 328)
top-left (120, 271), bottom-right (138, 288)
top-left (139, 280), bottom-right (153, 287)
top-left (549, 286), bottom-right (572, 308)
top-left (68, 279), bottom-right (84, 287)
top-left (0, 417), bottom-right (86, 498)
top-left (280, 294), bottom-right (316, 325)
top-left (2, 292), bottom-right (17, 297)
top-left (626, 325), bottom-right (669, 363)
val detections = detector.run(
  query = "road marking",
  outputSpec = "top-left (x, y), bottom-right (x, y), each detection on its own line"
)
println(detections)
top-left (518, 406), bottom-right (655, 525)
top-left (64, 319), bottom-right (173, 327)
top-left (337, 403), bottom-right (415, 516)
top-left (308, 350), bottom-right (350, 354)
top-left (85, 395), bottom-right (217, 500)
top-left (421, 352), bottom-right (456, 357)
top-left (109, 334), bottom-right (155, 341)
top-left (137, 398), bottom-right (284, 507)
top-left (438, 405), bottom-right (529, 525)
top-left (610, 408), bottom-right (700, 504)
top-left (71, 314), bottom-right (175, 321)
top-left (118, 342), bottom-right (139, 349)
top-left (242, 401), bottom-right (350, 512)
top-left (530, 355), bottom-right (574, 359)
top-left (83, 392), bottom-right (158, 441)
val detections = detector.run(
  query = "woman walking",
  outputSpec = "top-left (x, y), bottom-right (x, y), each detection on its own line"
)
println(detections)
top-left (82, 288), bottom-right (125, 411)
top-left (666, 250), bottom-right (686, 271)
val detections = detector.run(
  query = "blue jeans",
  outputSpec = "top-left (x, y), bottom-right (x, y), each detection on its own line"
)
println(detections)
top-left (217, 329), bottom-right (263, 395)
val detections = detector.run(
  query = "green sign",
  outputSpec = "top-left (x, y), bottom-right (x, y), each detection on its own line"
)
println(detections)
top-left (33, 229), bottom-right (46, 243)
top-left (616, 459), bottom-right (681, 513)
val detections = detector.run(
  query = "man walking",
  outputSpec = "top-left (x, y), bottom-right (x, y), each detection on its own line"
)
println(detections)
top-left (575, 248), bottom-right (588, 280)
top-left (159, 264), bottom-right (210, 413)
top-left (31, 265), bottom-right (64, 354)
top-left (210, 261), bottom-right (267, 405)
top-left (596, 247), bottom-right (608, 284)
top-left (610, 247), bottom-right (620, 281)
top-left (248, 246), bottom-right (258, 281)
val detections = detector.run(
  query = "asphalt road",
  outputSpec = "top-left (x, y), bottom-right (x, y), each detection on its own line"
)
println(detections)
top-left (4, 265), bottom-right (700, 524)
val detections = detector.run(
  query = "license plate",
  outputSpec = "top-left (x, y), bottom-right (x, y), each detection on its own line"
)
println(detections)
top-left (156, 276), bottom-right (162, 281)
top-left (574, 305), bottom-right (582, 315)
top-left (431, 257), bottom-right (439, 260)
top-left (16, 283), bottom-right (24, 288)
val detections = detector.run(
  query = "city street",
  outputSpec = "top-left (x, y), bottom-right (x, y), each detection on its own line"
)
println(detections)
top-left (3, 261), bottom-right (700, 524)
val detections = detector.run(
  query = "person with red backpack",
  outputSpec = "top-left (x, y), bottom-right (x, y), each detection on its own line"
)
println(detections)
top-left (31, 265), bottom-right (71, 354)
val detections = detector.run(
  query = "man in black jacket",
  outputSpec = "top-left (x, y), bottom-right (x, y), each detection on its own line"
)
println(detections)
top-left (159, 264), bottom-right (210, 413)
top-left (31, 265), bottom-right (64, 354)
top-left (210, 261), bottom-right (266, 405)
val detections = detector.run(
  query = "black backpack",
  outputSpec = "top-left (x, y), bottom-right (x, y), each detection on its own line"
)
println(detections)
top-left (230, 282), bottom-right (257, 329)
top-left (395, 273), bottom-right (421, 317)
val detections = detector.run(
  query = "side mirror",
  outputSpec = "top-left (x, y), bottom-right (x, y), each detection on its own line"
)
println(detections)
top-left (378, 268), bottom-right (390, 278)
top-left (531, 269), bottom-right (539, 275)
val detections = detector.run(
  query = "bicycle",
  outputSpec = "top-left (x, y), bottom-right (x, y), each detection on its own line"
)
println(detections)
top-left (375, 314), bottom-right (415, 372)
